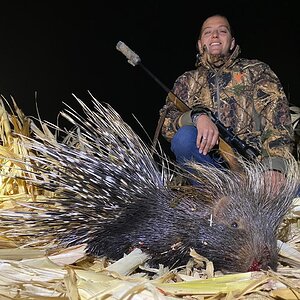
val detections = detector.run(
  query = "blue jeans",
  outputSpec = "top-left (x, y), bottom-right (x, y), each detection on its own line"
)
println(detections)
top-left (171, 125), bottom-right (226, 172)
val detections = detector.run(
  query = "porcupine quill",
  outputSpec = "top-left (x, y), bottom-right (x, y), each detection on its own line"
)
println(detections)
top-left (0, 93), bottom-right (299, 273)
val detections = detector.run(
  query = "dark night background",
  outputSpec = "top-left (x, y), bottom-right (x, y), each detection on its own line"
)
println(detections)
top-left (0, 1), bottom-right (299, 150)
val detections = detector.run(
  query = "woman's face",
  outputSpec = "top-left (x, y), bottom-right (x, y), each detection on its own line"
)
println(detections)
top-left (198, 15), bottom-right (235, 56)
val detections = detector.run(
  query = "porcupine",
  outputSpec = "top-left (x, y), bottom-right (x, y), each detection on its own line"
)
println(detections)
top-left (0, 94), bottom-right (299, 273)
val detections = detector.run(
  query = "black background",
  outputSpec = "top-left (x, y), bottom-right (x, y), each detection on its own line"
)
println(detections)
top-left (0, 1), bottom-right (299, 147)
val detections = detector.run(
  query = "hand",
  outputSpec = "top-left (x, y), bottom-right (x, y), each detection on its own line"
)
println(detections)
top-left (263, 170), bottom-right (286, 195)
top-left (195, 114), bottom-right (219, 155)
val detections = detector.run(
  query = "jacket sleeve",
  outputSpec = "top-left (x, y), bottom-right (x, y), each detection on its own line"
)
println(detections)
top-left (253, 62), bottom-right (294, 173)
top-left (160, 73), bottom-right (194, 142)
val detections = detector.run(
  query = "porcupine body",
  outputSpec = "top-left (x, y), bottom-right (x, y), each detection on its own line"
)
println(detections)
top-left (1, 94), bottom-right (299, 273)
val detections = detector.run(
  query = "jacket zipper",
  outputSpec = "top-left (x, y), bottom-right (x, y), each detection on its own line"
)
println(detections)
top-left (215, 70), bottom-right (221, 121)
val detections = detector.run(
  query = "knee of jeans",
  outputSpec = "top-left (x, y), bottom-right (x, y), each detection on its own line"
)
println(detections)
top-left (171, 126), bottom-right (197, 155)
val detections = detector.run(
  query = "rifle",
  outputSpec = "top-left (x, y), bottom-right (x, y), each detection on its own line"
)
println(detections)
top-left (166, 93), bottom-right (260, 170)
top-left (116, 41), bottom-right (260, 170)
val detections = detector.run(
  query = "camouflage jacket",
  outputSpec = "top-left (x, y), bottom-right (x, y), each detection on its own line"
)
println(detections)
top-left (161, 46), bottom-right (294, 173)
